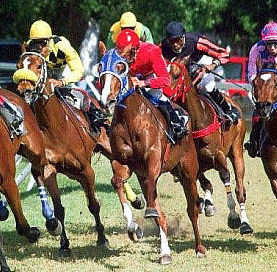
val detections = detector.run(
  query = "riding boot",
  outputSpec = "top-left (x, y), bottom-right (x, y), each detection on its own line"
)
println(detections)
top-left (210, 88), bottom-right (241, 124)
top-left (244, 112), bottom-right (262, 158)
top-left (0, 100), bottom-right (23, 134)
top-left (158, 101), bottom-right (189, 143)
top-left (87, 102), bottom-right (108, 132)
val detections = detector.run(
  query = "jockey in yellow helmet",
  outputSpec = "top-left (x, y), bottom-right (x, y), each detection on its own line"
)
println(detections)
top-left (27, 20), bottom-right (84, 88)
top-left (106, 12), bottom-right (154, 49)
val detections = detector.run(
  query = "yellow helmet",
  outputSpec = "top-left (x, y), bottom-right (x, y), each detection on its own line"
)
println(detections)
top-left (120, 12), bottom-right (137, 28)
top-left (29, 20), bottom-right (52, 39)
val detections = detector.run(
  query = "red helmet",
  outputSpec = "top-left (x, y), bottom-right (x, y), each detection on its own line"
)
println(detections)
top-left (116, 29), bottom-right (140, 50)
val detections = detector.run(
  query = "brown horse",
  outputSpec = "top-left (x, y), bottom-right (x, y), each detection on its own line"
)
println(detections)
top-left (98, 49), bottom-right (205, 264)
top-left (169, 56), bottom-right (253, 235)
top-left (14, 51), bottom-right (109, 255)
top-left (0, 88), bottom-right (61, 272)
top-left (252, 70), bottom-right (277, 198)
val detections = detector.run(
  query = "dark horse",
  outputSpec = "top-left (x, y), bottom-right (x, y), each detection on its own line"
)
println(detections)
top-left (169, 56), bottom-right (253, 234)
top-left (98, 49), bottom-right (205, 264)
top-left (14, 51), bottom-right (109, 255)
top-left (252, 70), bottom-right (277, 198)
top-left (0, 89), bottom-right (61, 272)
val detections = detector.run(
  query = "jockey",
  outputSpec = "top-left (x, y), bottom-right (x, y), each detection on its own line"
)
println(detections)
top-left (106, 11), bottom-right (154, 50)
top-left (26, 20), bottom-right (106, 130)
top-left (161, 21), bottom-right (241, 124)
top-left (115, 29), bottom-right (189, 143)
top-left (245, 21), bottom-right (277, 158)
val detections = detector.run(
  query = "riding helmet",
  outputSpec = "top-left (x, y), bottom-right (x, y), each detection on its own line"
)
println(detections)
top-left (30, 20), bottom-right (52, 39)
top-left (120, 12), bottom-right (137, 28)
top-left (116, 29), bottom-right (140, 50)
top-left (166, 22), bottom-right (186, 40)
top-left (261, 21), bottom-right (277, 41)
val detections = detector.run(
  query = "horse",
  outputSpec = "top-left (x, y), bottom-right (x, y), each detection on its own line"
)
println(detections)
top-left (0, 88), bottom-right (62, 272)
top-left (252, 70), bottom-right (277, 198)
top-left (169, 56), bottom-right (253, 235)
top-left (98, 49), bottom-right (205, 264)
top-left (14, 51), bottom-right (110, 255)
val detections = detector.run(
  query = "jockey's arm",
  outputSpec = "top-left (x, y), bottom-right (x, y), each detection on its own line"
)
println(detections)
top-left (248, 43), bottom-right (259, 83)
top-left (60, 42), bottom-right (84, 86)
top-left (196, 37), bottom-right (230, 66)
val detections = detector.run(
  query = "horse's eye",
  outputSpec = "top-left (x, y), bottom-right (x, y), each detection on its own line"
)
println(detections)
top-left (38, 64), bottom-right (42, 69)
top-left (116, 62), bottom-right (127, 75)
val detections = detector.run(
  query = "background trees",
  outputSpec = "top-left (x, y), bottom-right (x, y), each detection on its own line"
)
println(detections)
top-left (1, 0), bottom-right (277, 55)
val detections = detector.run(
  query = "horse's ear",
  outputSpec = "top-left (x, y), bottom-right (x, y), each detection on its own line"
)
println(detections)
top-left (21, 42), bottom-right (27, 53)
top-left (99, 41), bottom-right (106, 56)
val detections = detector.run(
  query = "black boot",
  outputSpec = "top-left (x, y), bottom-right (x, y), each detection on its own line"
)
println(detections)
top-left (158, 101), bottom-right (189, 143)
top-left (0, 100), bottom-right (23, 133)
top-left (210, 89), bottom-right (241, 124)
top-left (244, 113), bottom-right (262, 158)
top-left (87, 103), bottom-right (107, 132)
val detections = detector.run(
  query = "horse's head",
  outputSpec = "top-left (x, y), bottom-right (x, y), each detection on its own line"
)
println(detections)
top-left (169, 55), bottom-right (190, 83)
top-left (13, 52), bottom-right (48, 104)
top-left (253, 70), bottom-right (277, 118)
top-left (97, 49), bottom-right (130, 115)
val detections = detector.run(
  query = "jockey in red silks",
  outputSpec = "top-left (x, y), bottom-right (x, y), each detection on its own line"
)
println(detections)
top-left (115, 29), bottom-right (189, 143)
top-left (245, 21), bottom-right (277, 158)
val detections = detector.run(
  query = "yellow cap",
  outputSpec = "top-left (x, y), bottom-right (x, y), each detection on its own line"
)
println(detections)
top-left (120, 12), bottom-right (137, 28)
top-left (30, 20), bottom-right (52, 39)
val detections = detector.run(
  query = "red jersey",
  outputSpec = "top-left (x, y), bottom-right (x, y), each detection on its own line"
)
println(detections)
top-left (130, 42), bottom-right (171, 90)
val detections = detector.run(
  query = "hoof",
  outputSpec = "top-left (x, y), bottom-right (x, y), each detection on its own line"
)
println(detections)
top-left (131, 196), bottom-right (145, 210)
top-left (97, 238), bottom-right (110, 248)
top-left (128, 226), bottom-right (143, 242)
top-left (1, 266), bottom-right (12, 272)
top-left (58, 248), bottom-right (71, 258)
top-left (196, 251), bottom-right (206, 258)
top-left (228, 214), bottom-right (241, 229)
top-left (144, 208), bottom-right (159, 218)
top-left (27, 227), bottom-right (41, 243)
top-left (0, 207), bottom-right (9, 221)
top-left (240, 222), bottom-right (253, 235)
top-left (46, 218), bottom-right (62, 236)
top-left (204, 200), bottom-right (217, 217)
top-left (160, 254), bottom-right (172, 265)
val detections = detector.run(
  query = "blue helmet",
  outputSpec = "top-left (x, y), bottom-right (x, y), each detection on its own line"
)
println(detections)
top-left (166, 22), bottom-right (186, 40)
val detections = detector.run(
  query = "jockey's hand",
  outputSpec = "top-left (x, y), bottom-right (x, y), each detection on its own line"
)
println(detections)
top-left (49, 79), bottom-right (64, 88)
top-left (131, 77), bottom-right (146, 88)
top-left (204, 64), bottom-right (217, 72)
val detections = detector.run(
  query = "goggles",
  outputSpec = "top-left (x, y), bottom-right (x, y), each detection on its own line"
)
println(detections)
top-left (265, 40), bottom-right (277, 47)
top-left (168, 37), bottom-right (184, 46)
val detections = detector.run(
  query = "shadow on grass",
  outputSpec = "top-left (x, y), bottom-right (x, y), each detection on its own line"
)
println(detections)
top-left (253, 231), bottom-right (277, 239)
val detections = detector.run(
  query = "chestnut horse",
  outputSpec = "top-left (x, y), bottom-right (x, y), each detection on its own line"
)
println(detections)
top-left (14, 51), bottom-right (109, 255)
top-left (98, 49), bottom-right (205, 264)
top-left (252, 70), bottom-right (277, 198)
top-left (169, 56), bottom-right (253, 235)
top-left (0, 88), bottom-right (61, 272)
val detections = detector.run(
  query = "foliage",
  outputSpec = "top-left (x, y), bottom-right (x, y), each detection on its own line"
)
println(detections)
top-left (1, 0), bottom-right (277, 54)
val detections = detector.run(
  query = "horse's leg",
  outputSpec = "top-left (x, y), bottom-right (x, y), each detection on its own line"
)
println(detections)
top-left (229, 145), bottom-right (253, 235)
top-left (111, 160), bottom-right (143, 241)
top-left (3, 177), bottom-right (40, 243)
top-left (19, 144), bottom-right (61, 236)
top-left (0, 235), bottom-right (11, 272)
top-left (96, 131), bottom-right (144, 210)
top-left (179, 157), bottom-right (206, 257)
top-left (78, 165), bottom-right (109, 247)
top-left (44, 170), bottom-right (70, 256)
top-left (198, 173), bottom-right (216, 217)
top-left (216, 153), bottom-right (241, 229)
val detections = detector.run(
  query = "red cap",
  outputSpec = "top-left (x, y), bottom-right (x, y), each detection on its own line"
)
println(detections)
top-left (116, 29), bottom-right (140, 50)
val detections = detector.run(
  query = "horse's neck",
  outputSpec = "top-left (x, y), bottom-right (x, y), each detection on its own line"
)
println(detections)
top-left (183, 87), bottom-right (208, 129)
top-left (267, 112), bottom-right (277, 139)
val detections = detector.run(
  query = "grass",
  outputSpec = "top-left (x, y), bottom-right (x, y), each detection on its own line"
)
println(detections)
top-left (3, 136), bottom-right (277, 272)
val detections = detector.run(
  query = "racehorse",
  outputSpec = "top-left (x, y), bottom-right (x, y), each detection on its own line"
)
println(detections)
top-left (14, 51), bottom-right (109, 255)
top-left (252, 70), bottom-right (277, 198)
top-left (0, 88), bottom-right (61, 272)
top-left (98, 49), bottom-right (205, 264)
top-left (169, 56), bottom-right (253, 235)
